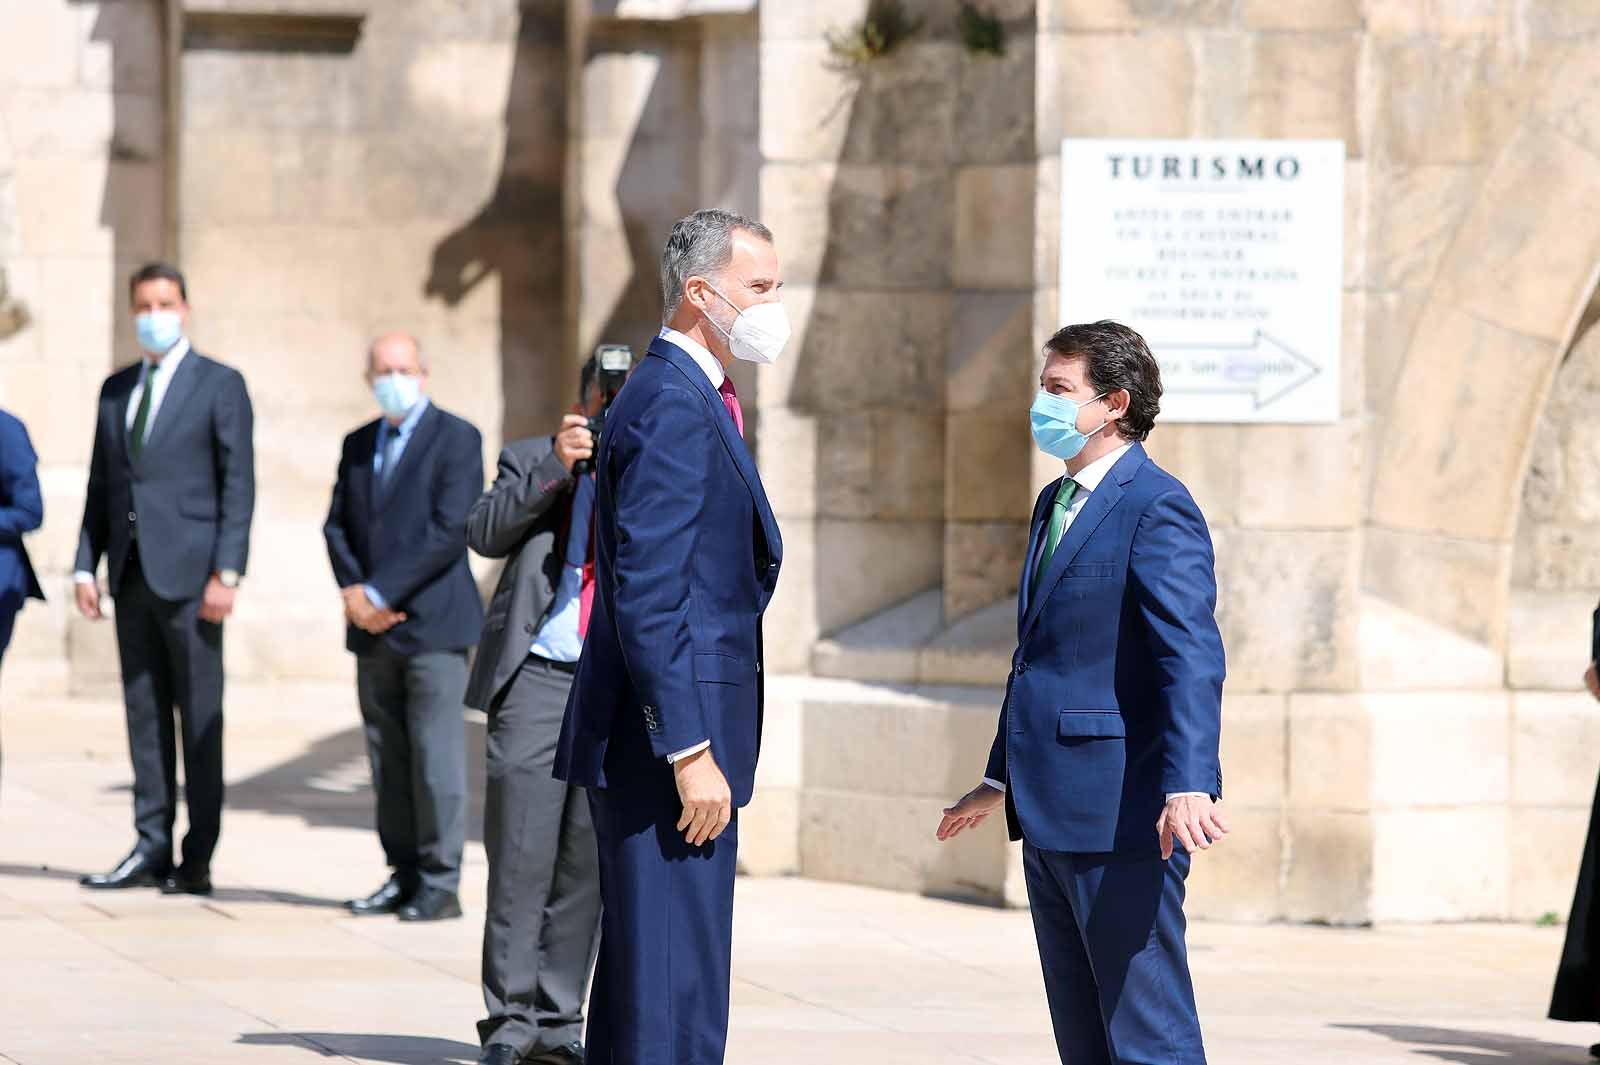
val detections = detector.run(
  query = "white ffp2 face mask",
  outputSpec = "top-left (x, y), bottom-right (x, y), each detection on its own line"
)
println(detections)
top-left (706, 284), bottom-right (791, 366)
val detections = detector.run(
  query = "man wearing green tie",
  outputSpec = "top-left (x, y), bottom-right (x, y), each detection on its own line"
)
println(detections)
top-left (937, 320), bottom-right (1227, 1065)
top-left (75, 262), bottom-right (256, 896)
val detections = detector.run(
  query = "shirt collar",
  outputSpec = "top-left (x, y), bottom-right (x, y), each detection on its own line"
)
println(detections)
top-left (384, 396), bottom-right (431, 437)
top-left (1068, 442), bottom-right (1132, 493)
top-left (145, 337), bottom-right (190, 376)
top-left (659, 327), bottom-right (725, 388)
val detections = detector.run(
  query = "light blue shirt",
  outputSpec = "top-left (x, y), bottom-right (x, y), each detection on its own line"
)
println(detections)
top-left (364, 398), bottom-right (430, 610)
top-left (529, 474), bottom-right (595, 663)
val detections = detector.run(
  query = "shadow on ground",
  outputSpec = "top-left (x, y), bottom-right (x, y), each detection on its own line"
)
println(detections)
top-left (226, 719), bottom-right (488, 845)
top-left (1337, 1024), bottom-right (1590, 1064)
top-left (238, 1032), bottom-right (478, 1064)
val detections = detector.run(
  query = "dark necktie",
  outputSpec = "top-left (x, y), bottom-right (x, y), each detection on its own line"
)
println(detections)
top-left (130, 361), bottom-right (160, 459)
top-left (718, 376), bottom-right (744, 438)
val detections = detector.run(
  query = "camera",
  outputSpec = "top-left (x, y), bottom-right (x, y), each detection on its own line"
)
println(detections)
top-left (573, 343), bottom-right (633, 476)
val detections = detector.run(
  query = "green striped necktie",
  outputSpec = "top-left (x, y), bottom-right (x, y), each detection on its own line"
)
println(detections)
top-left (1030, 477), bottom-right (1078, 597)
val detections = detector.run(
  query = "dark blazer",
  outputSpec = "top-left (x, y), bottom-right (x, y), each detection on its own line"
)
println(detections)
top-left (463, 435), bottom-right (580, 710)
top-left (324, 402), bottom-right (486, 658)
top-left (75, 351), bottom-right (255, 601)
top-left (0, 409), bottom-right (44, 604)
top-left (985, 443), bottom-right (1225, 854)
top-left (555, 336), bottom-right (782, 808)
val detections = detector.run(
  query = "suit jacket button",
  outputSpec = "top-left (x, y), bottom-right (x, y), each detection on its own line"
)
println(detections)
top-left (128, 511), bottom-right (137, 522)
top-left (524, 623), bottom-right (536, 635)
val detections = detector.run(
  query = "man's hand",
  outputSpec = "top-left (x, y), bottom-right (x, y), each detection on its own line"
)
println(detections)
top-left (199, 575), bottom-right (237, 624)
top-left (936, 783), bottom-right (1004, 841)
top-left (554, 414), bottom-right (594, 472)
top-left (1585, 661), bottom-right (1600, 701)
top-left (342, 585), bottom-right (406, 635)
top-left (673, 747), bottom-right (732, 847)
top-left (1157, 795), bottom-right (1231, 860)
top-left (75, 580), bottom-right (103, 621)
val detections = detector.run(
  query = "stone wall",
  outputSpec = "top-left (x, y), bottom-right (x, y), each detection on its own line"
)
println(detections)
top-left (2, 0), bottom-right (571, 691)
top-left (0, 0), bottom-right (169, 695)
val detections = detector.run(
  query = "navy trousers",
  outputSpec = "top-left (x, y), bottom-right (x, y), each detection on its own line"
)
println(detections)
top-left (586, 774), bottom-right (739, 1065)
top-left (1023, 842), bottom-right (1207, 1065)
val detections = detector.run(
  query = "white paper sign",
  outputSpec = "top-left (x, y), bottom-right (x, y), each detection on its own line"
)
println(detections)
top-left (1059, 139), bottom-right (1345, 423)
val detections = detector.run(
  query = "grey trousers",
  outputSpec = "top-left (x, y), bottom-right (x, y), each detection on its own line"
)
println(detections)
top-left (355, 645), bottom-right (468, 893)
top-left (478, 656), bottom-right (602, 1056)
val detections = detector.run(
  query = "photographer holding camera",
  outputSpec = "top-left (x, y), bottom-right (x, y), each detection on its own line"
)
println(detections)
top-left (464, 349), bottom-right (631, 1065)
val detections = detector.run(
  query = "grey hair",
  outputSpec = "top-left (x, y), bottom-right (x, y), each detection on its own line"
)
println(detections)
top-left (659, 208), bottom-right (773, 321)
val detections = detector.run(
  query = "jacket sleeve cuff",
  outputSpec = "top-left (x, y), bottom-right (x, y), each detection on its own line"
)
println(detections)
top-left (666, 740), bottom-right (711, 764)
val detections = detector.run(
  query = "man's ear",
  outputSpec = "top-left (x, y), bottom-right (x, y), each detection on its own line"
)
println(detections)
top-left (1107, 389), bottom-right (1131, 420)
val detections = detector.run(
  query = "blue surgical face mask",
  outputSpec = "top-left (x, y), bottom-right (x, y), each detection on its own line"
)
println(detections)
top-left (135, 311), bottom-right (184, 356)
top-left (1030, 390), bottom-right (1108, 461)
top-left (373, 372), bottom-right (423, 419)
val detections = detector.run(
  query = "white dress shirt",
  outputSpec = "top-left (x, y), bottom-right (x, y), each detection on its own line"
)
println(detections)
top-left (656, 327), bottom-right (723, 765)
top-left (983, 443), bottom-right (1207, 805)
top-left (74, 339), bottom-right (192, 585)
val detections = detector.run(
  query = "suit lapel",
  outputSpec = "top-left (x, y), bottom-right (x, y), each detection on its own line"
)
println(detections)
top-left (1019, 444), bottom-right (1147, 641)
top-left (376, 403), bottom-right (440, 509)
top-left (112, 377), bottom-right (136, 467)
top-left (1016, 479), bottom-right (1058, 634)
top-left (139, 350), bottom-right (200, 455)
top-left (647, 337), bottom-right (783, 563)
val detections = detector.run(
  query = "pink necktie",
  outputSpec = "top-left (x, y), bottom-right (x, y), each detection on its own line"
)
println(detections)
top-left (718, 376), bottom-right (744, 438)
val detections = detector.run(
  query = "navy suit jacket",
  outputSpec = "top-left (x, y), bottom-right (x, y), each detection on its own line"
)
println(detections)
top-left (555, 336), bottom-right (783, 808)
top-left (75, 351), bottom-right (255, 601)
top-left (323, 403), bottom-right (486, 657)
top-left (0, 409), bottom-right (44, 605)
top-left (986, 443), bottom-right (1225, 855)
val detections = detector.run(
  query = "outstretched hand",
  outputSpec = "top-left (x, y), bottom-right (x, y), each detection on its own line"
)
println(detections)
top-left (936, 783), bottom-right (1004, 841)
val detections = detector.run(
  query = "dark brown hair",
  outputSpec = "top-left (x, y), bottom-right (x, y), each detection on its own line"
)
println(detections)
top-left (128, 262), bottom-right (187, 304)
top-left (1043, 320), bottom-right (1163, 442)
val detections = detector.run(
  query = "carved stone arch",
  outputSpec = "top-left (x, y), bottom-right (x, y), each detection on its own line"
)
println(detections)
top-left (1365, 40), bottom-right (1600, 656)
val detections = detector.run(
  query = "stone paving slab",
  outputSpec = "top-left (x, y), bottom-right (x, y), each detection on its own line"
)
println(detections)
top-left (1, 688), bottom-right (1595, 1064)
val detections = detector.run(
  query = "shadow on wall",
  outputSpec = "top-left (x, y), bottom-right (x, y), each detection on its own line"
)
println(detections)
top-left (426, 0), bottom-right (569, 448)
top-left (238, 1032), bottom-right (478, 1065)
top-left (582, 19), bottom-right (713, 360)
top-left (81, 0), bottom-right (168, 375)
top-left (227, 717), bottom-right (488, 847)
top-left (1333, 1024), bottom-right (1587, 1065)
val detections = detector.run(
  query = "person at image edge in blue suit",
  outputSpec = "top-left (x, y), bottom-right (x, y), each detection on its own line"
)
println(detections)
top-left (0, 405), bottom-right (45, 785)
top-left (938, 319), bottom-right (1229, 1065)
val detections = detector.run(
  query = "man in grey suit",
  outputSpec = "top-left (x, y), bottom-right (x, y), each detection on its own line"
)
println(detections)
top-left (75, 261), bottom-right (256, 896)
top-left (466, 359), bottom-right (613, 1065)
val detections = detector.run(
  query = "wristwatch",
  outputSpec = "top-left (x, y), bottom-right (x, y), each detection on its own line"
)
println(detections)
top-left (218, 570), bottom-right (241, 589)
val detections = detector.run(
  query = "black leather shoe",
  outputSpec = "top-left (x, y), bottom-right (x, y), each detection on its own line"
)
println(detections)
top-left (159, 867), bottom-right (213, 896)
top-left (80, 851), bottom-right (167, 890)
top-left (478, 1046), bottom-right (522, 1065)
top-left (396, 887), bottom-right (462, 922)
top-left (526, 1042), bottom-right (583, 1065)
top-left (346, 877), bottom-right (413, 916)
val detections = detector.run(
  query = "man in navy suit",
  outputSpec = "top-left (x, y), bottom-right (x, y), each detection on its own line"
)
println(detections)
top-left (76, 262), bottom-right (256, 895)
top-left (938, 320), bottom-right (1229, 1065)
top-left (0, 406), bottom-right (45, 783)
top-left (555, 208), bottom-right (786, 1065)
top-left (324, 331), bottom-right (485, 923)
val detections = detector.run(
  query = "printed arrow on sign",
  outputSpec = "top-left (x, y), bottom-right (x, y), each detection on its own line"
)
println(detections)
top-left (1157, 330), bottom-right (1321, 411)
